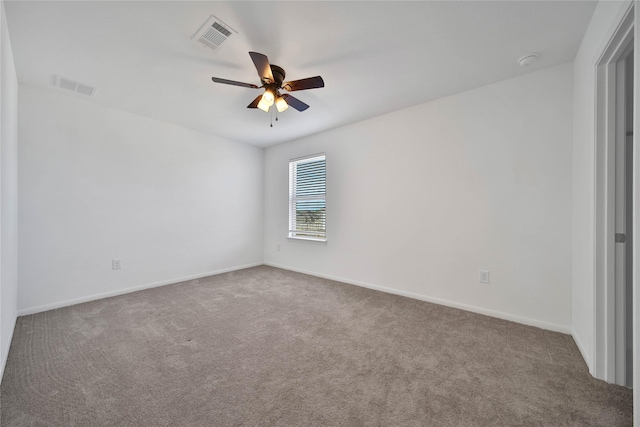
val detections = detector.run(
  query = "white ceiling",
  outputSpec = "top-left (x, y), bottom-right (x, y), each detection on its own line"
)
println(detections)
top-left (4, 1), bottom-right (596, 148)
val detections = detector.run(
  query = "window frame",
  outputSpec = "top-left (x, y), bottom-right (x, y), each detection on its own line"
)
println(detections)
top-left (288, 153), bottom-right (327, 242)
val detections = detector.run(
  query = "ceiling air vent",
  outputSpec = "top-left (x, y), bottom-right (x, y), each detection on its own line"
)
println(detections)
top-left (192, 15), bottom-right (236, 51)
top-left (51, 75), bottom-right (96, 96)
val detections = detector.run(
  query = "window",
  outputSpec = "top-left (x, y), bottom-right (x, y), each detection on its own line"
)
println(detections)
top-left (289, 154), bottom-right (326, 241)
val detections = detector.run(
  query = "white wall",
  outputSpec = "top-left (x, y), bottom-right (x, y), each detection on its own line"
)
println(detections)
top-left (0, 0), bottom-right (19, 379)
top-left (265, 63), bottom-right (573, 331)
top-left (18, 85), bottom-right (264, 314)
top-left (571, 0), bottom-right (632, 374)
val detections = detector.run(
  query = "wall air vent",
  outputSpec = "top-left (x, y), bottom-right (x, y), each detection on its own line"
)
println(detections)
top-left (51, 75), bottom-right (96, 96)
top-left (192, 15), bottom-right (237, 51)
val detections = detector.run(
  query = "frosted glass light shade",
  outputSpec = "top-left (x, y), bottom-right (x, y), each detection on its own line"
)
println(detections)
top-left (276, 97), bottom-right (289, 112)
top-left (262, 90), bottom-right (275, 106)
top-left (257, 97), bottom-right (270, 112)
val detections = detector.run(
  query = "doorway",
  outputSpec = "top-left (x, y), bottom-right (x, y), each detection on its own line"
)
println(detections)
top-left (593, 4), bottom-right (634, 387)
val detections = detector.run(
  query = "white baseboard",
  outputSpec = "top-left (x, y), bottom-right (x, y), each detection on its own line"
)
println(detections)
top-left (571, 329), bottom-right (592, 372)
top-left (265, 262), bottom-right (572, 334)
top-left (0, 314), bottom-right (17, 382)
top-left (17, 262), bottom-right (263, 316)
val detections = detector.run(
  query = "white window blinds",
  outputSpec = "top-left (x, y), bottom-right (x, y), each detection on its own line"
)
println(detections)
top-left (289, 154), bottom-right (326, 240)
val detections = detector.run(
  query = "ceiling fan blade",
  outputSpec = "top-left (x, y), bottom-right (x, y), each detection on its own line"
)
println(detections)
top-left (249, 52), bottom-right (274, 84)
top-left (282, 76), bottom-right (325, 92)
top-left (247, 95), bottom-right (262, 109)
top-left (211, 77), bottom-right (259, 89)
top-left (281, 94), bottom-right (309, 112)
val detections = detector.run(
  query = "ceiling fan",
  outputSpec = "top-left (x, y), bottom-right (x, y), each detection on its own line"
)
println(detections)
top-left (211, 52), bottom-right (324, 113)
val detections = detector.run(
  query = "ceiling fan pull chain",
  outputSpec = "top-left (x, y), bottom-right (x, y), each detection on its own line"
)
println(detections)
top-left (270, 109), bottom-right (273, 128)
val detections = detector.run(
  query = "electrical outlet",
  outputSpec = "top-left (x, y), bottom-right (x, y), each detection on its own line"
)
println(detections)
top-left (479, 270), bottom-right (490, 283)
top-left (112, 259), bottom-right (122, 270)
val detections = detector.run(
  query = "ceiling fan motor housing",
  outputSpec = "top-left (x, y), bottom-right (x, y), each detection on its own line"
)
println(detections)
top-left (270, 65), bottom-right (286, 86)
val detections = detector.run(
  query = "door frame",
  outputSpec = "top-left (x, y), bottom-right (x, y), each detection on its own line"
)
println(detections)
top-left (613, 41), bottom-right (633, 387)
top-left (593, 3), bottom-right (634, 384)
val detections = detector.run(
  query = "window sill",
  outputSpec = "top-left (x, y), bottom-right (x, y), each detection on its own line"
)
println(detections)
top-left (288, 236), bottom-right (327, 244)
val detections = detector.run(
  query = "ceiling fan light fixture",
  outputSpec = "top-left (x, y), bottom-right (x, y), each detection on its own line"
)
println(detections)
top-left (257, 97), bottom-right (270, 112)
top-left (275, 96), bottom-right (289, 112)
top-left (262, 89), bottom-right (275, 106)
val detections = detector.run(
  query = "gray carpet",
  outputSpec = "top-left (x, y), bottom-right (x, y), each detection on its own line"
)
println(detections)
top-left (0, 266), bottom-right (632, 426)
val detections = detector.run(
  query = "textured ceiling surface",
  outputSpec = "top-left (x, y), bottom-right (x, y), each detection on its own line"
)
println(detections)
top-left (4, 1), bottom-right (596, 147)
